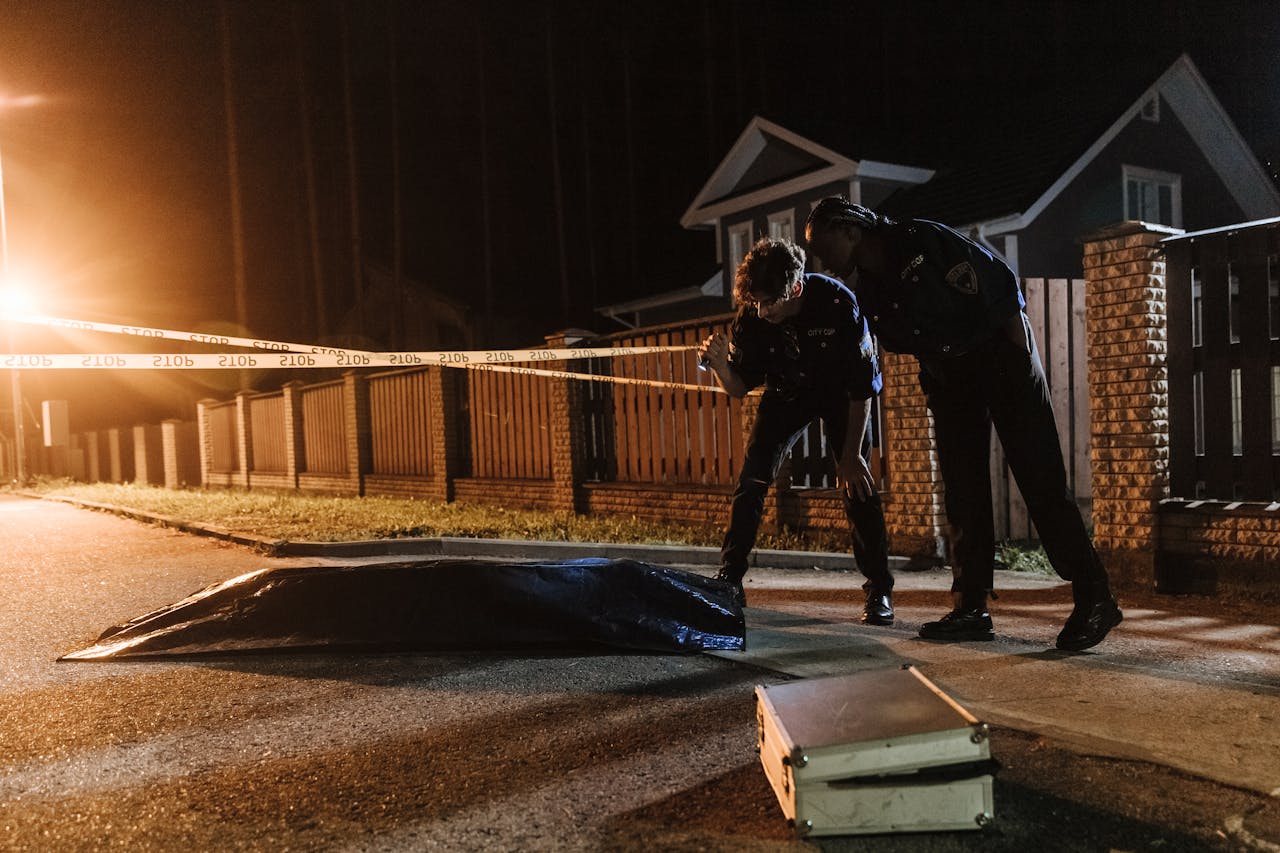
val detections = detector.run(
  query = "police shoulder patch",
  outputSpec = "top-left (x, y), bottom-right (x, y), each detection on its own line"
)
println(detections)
top-left (945, 262), bottom-right (979, 295)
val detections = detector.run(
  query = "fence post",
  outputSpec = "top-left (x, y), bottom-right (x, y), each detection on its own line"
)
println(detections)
top-left (85, 430), bottom-right (101, 482)
top-left (283, 380), bottom-right (304, 491)
top-left (427, 367), bottom-right (459, 503)
top-left (879, 350), bottom-right (946, 563)
top-left (196, 400), bottom-right (215, 488)
top-left (1081, 221), bottom-right (1178, 589)
top-left (546, 331), bottom-right (588, 513)
top-left (343, 371), bottom-right (371, 496)
top-left (161, 420), bottom-right (180, 489)
top-left (235, 390), bottom-right (254, 490)
top-left (106, 428), bottom-right (122, 482)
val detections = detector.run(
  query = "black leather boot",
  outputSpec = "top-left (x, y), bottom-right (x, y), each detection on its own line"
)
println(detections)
top-left (861, 585), bottom-right (894, 626)
top-left (1056, 592), bottom-right (1122, 651)
top-left (713, 567), bottom-right (746, 608)
top-left (919, 604), bottom-right (994, 641)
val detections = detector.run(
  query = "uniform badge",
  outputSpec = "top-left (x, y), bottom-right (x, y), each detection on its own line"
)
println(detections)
top-left (945, 262), bottom-right (979, 295)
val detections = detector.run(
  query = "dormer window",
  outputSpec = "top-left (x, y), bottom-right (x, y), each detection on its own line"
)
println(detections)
top-left (1123, 165), bottom-right (1182, 227)
top-left (1140, 95), bottom-right (1160, 122)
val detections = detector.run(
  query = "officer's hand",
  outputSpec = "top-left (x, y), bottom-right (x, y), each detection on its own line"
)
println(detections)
top-left (698, 333), bottom-right (730, 371)
top-left (837, 454), bottom-right (877, 502)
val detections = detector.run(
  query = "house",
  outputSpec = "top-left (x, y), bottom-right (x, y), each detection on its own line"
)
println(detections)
top-left (619, 53), bottom-right (1280, 324)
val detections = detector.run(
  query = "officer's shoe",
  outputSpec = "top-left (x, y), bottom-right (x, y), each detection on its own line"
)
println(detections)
top-left (861, 588), bottom-right (894, 626)
top-left (713, 568), bottom-right (747, 608)
top-left (1055, 598), bottom-right (1123, 651)
top-left (918, 608), bottom-right (994, 642)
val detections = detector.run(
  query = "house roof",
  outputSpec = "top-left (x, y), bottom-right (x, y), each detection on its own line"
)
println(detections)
top-left (877, 53), bottom-right (1280, 230)
top-left (679, 116), bottom-right (933, 229)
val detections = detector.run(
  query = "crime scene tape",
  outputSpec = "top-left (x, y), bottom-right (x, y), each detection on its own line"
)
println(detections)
top-left (7, 314), bottom-right (726, 394)
top-left (11, 313), bottom-right (695, 364)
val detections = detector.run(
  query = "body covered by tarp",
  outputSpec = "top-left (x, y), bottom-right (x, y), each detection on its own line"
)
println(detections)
top-left (59, 558), bottom-right (746, 660)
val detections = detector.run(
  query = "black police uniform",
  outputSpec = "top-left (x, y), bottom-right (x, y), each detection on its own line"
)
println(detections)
top-left (720, 273), bottom-right (893, 595)
top-left (853, 219), bottom-right (1110, 607)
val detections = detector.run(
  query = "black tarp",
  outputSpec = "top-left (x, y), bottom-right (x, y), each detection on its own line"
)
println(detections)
top-left (59, 558), bottom-right (746, 660)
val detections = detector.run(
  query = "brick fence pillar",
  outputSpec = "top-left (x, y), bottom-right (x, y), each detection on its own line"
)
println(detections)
top-left (1081, 221), bottom-right (1181, 588)
top-left (234, 390), bottom-right (254, 490)
top-left (426, 367), bottom-right (461, 503)
top-left (546, 332), bottom-right (588, 514)
top-left (343, 371), bottom-right (371, 496)
top-left (85, 430), bottom-right (101, 482)
top-left (879, 350), bottom-right (946, 562)
top-left (282, 381), bottom-right (304, 490)
top-left (161, 419), bottom-right (181, 489)
top-left (196, 399), bottom-right (216, 487)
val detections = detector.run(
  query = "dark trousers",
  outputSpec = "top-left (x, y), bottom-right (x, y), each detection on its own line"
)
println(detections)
top-left (720, 391), bottom-right (892, 591)
top-left (918, 320), bottom-right (1108, 605)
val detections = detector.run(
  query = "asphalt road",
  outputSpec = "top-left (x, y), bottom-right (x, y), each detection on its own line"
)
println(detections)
top-left (1, 493), bottom-right (1278, 852)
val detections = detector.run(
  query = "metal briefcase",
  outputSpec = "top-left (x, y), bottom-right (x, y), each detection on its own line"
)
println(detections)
top-left (755, 666), bottom-right (995, 837)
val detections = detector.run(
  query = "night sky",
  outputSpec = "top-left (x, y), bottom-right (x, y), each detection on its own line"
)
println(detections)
top-left (2, 0), bottom-right (1279, 425)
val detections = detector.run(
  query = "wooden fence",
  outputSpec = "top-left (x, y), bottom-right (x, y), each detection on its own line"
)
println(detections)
top-left (42, 280), bottom-right (1092, 547)
top-left (588, 317), bottom-right (742, 486)
top-left (995, 278), bottom-right (1092, 540)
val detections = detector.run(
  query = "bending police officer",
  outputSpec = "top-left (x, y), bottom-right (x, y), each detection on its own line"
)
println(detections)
top-left (698, 237), bottom-right (894, 624)
top-left (804, 197), bottom-right (1121, 651)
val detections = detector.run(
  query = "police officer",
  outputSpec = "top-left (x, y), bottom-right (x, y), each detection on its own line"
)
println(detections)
top-left (698, 237), bottom-right (894, 624)
top-left (804, 197), bottom-right (1121, 651)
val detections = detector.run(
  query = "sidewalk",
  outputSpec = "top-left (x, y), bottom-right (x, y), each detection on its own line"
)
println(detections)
top-left (32, 493), bottom-right (1280, 802)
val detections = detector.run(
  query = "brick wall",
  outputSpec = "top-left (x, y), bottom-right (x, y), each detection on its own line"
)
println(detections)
top-left (1081, 222), bottom-right (1177, 586)
top-left (1158, 498), bottom-right (1280, 598)
top-left (879, 350), bottom-right (946, 561)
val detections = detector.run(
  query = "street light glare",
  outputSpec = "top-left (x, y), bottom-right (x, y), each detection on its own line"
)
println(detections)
top-left (0, 94), bottom-right (42, 110)
top-left (0, 278), bottom-right (37, 318)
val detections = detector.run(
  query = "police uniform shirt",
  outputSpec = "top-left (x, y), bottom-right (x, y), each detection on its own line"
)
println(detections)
top-left (727, 273), bottom-right (882, 401)
top-left (855, 220), bottom-right (1025, 358)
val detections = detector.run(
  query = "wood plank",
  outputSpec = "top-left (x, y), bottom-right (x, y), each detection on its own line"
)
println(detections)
top-left (646, 339), bottom-right (663, 483)
top-left (671, 330), bottom-right (690, 483)
top-left (1071, 278), bottom-right (1091, 504)
top-left (624, 339), bottom-right (643, 482)
top-left (990, 428), bottom-right (1009, 541)
top-left (1048, 278), bottom-right (1072, 468)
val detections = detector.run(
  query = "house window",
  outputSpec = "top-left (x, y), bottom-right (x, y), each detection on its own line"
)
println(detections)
top-left (1273, 366), bottom-right (1280, 454)
top-left (1123, 165), bottom-right (1181, 227)
top-left (1229, 265), bottom-right (1241, 343)
top-left (767, 210), bottom-right (794, 243)
top-left (1191, 266), bottom-right (1203, 347)
top-left (1231, 368), bottom-right (1243, 456)
top-left (1193, 371), bottom-right (1205, 455)
top-left (1140, 96), bottom-right (1160, 122)
top-left (1269, 254), bottom-right (1279, 340)
top-left (727, 223), bottom-right (752, 279)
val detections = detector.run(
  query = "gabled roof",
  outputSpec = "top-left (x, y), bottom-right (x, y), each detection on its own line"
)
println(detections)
top-left (878, 54), bottom-right (1280, 231)
top-left (680, 116), bottom-right (932, 229)
top-left (595, 269), bottom-right (724, 329)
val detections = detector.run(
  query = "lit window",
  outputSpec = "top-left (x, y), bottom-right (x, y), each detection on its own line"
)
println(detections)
top-left (1229, 266), bottom-right (1241, 344)
top-left (1269, 255), bottom-right (1279, 341)
top-left (1191, 266), bottom-right (1203, 347)
top-left (1193, 371), bottom-right (1205, 456)
top-left (1231, 368), bottom-right (1243, 456)
top-left (727, 223), bottom-right (752, 279)
top-left (1123, 165), bottom-right (1181, 227)
top-left (767, 210), bottom-right (794, 243)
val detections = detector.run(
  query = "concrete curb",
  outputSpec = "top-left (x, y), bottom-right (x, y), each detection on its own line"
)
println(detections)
top-left (27, 492), bottom-right (916, 572)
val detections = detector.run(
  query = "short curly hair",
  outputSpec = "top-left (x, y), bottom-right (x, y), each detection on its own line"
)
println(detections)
top-left (734, 237), bottom-right (806, 305)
